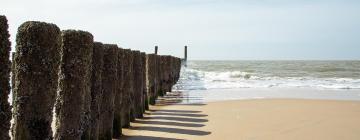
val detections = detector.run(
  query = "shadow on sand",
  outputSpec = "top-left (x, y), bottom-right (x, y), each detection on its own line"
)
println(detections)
top-left (121, 92), bottom-right (211, 139)
top-left (120, 135), bottom-right (185, 140)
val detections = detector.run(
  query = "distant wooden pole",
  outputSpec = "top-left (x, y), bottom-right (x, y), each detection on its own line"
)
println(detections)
top-left (184, 46), bottom-right (187, 61)
top-left (155, 46), bottom-right (158, 55)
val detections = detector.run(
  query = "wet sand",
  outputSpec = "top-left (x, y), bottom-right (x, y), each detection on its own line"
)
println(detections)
top-left (121, 93), bottom-right (360, 140)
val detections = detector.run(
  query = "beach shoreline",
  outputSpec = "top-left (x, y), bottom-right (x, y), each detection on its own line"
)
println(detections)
top-left (121, 91), bottom-right (360, 140)
top-left (179, 88), bottom-right (360, 104)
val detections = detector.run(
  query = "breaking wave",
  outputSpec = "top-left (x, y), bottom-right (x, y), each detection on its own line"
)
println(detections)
top-left (173, 67), bottom-right (360, 91)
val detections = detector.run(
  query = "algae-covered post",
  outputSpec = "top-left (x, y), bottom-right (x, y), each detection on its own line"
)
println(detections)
top-left (12, 21), bottom-right (61, 140)
top-left (113, 47), bottom-right (124, 139)
top-left (54, 30), bottom-right (93, 140)
top-left (175, 57), bottom-right (181, 83)
top-left (88, 42), bottom-right (104, 140)
top-left (11, 52), bottom-right (15, 107)
top-left (0, 15), bottom-right (11, 140)
top-left (132, 51), bottom-right (144, 118)
top-left (98, 44), bottom-right (118, 140)
top-left (156, 55), bottom-right (164, 97)
top-left (129, 51), bottom-right (137, 122)
top-left (141, 52), bottom-right (148, 111)
top-left (146, 54), bottom-right (158, 105)
top-left (160, 56), bottom-right (171, 95)
top-left (121, 49), bottom-right (133, 128)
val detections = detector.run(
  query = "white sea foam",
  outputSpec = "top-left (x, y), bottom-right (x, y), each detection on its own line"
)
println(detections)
top-left (173, 67), bottom-right (360, 91)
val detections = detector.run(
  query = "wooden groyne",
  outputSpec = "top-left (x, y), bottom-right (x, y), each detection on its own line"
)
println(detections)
top-left (0, 15), bottom-right (182, 140)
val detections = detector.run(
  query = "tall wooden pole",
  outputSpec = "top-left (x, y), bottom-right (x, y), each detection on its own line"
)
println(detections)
top-left (155, 46), bottom-right (158, 55)
top-left (184, 46), bottom-right (187, 61)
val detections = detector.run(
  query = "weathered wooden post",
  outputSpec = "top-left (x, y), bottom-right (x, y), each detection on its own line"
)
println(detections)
top-left (0, 15), bottom-right (11, 140)
top-left (113, 47), bottom-right (124, 139)
top-left (175, 58), bottom-right (181, 83)
top-left (146, 54), bottom-right (158, 105)
top-left (156, 55), bottom-right (164, 97)
top-left (167, 56), bottom-right (173, 93)
top-left (54, 30), bottom-right (93, 140)
top-left (155, 46), bottom-right (158, 55)
top-left (132, 51), bottom-right (144, 118)
top-left (160, 56), bottom-right (170, 95)
top-left (98, 44), bottom-right (118, 140)
top-left (11, 52), bottom-right (16, 106)
top-left (141, 52), bottom-right (148, 111)
top-left (129, 50), bottom-right (136, 122)
top-left (88, 42), bottom-right (104, 140)
top-left (121, 49), bottom-right (133, 128)
top-left (12, 21), bottom-right (61, 140)
top-left (184, 46), bottom-right (187, 61)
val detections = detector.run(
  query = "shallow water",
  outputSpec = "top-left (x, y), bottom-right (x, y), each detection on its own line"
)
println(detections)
top-left (173, 60), bottom-right (360, 102)
top-left (174, 60), bottom-right (360, 90)
top-left (178, 88), bottom-right (360, 104)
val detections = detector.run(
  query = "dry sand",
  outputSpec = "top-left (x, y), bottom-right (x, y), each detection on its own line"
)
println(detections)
top-left (121, 93), bottom-right (360, 140)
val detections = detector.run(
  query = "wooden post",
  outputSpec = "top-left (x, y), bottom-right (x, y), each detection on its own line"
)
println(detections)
top-left (121, 49), bottom-right (133, 128)
top-left (113, 47), bottom-right (124, 139)
top-left (0, 15), bottom-right (11, 140)
top-left (55, 30), bottom-right (93, 140)
top-left (13, 21), bottom-right (61, 140)
top-left (140, 52), bottom-right (147, 112)
top-left (146, 54), bottom-right (158, 105)
top-left (155, 46), bottom-right (158, 55)
top-left (132, 51), bottom-right (144, 118)
top-left (88, 42), bottom-right (104, 140)
top-left (184, 46), bottom-right (188, 61)
top-left (98, 44), bottom-right (118, 140)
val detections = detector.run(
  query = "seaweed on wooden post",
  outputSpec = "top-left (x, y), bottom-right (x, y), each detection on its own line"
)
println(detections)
top-left (146, 54), bottom-right (157, 105)
top-left (156, 55), bottom-right (164, 97)
top-left (141, 52), bottom-right (148, 111)
top-left (121, 49), bottom-right (133, 128)
top-left (113, 47), bottom-right (124, 139)
top-left (132, 51), bottom-right (143, 118)
top-left (54, 30), bottom-right (93, 140)
top-left (129, 51), bottom-right (137, 122)
top-left (0, 15), bottom-right (11, 140)
top-left (88, 42), bottom-right (104, 140)
top-left (12, 21), bottom-right (61, 140)
top-left (159, 56), bottom-right (168, 96)
top-left (98, 44), bottom-right (118, 140)
top-left (11, 52), bottom-right (15, 108)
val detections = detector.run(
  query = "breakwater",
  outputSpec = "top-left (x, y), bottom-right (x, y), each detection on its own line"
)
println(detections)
top-left (0, 15), bottom-right (182, 140)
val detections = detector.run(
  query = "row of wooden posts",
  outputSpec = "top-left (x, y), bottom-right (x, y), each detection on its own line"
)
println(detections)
top-left (0, 15), bottom-right (182, 140)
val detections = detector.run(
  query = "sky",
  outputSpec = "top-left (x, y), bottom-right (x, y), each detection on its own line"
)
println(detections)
top-left (1, 0), bottom-right (360, 60)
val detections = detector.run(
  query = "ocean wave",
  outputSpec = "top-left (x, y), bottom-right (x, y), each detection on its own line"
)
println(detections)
top-left (173, 67), bottom-right (360, 90)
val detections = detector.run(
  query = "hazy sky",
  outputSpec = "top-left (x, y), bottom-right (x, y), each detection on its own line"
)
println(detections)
top-left (2, 0), bottom-right (360, 60)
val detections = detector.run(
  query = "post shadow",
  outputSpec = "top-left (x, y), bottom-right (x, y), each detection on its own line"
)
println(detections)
top-left (148, 112), bottom-right (208, 117)
top-left (134, 120), bottom-right (205, 128)
top-left (149, 110), bottom-right (202, 114)
top-left (120, 135), bottom-right (184, 140)
top-left (142, 116), bottom-right (208, 123)
top-left (129, 126), bottom-right (211, 136)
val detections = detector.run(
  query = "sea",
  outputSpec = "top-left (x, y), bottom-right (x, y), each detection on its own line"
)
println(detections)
top-left (173, 60), bottom-right (360, 102)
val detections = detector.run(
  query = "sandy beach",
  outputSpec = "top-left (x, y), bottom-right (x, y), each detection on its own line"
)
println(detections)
top-left (121, 93), bottom-right (360, 140)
